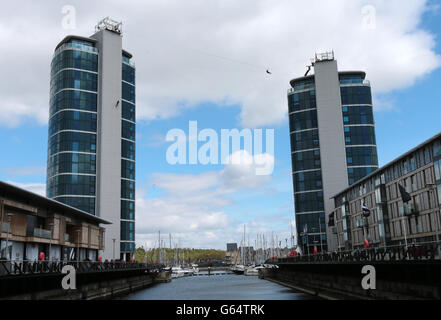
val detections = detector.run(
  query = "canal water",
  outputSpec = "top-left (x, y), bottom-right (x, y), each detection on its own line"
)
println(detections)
top-left (119, 273), bottom-right (314, 300)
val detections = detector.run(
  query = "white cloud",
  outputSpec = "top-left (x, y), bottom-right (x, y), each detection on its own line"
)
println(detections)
top-left (0, 0), bottom-right (439, 127)
top-left (135, 150), bottom-right (276, 248)
top-left (220, 150), bottom-right (273, 191)
top-left (6, 181), bottom-right (46, 197)
top-left (4, 166), bottom-right (46, 177)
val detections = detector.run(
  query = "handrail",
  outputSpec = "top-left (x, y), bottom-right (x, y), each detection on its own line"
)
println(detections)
top-left (266, 241), bottom-right (441, 264)
top-left (0, 260), bottom-right (166, 277)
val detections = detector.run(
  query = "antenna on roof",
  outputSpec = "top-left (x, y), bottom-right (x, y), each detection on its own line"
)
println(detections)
top-left (95, 17), bottom-right (122, 35)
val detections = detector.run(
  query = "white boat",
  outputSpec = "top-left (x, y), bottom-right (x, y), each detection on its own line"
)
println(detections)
top-left (244, 265), bottom-right (265, 276)
top-left (171, 266), bottom-right (186, 278)
top-left (231, 264), bottom-right (245, 274)
top-left (183, 267), bottom-right (195, 276)
top-left (192, 264), bottom-right (199, 274)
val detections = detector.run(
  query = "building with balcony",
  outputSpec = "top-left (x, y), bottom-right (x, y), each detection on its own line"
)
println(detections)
top-left (46, 18), bottom-right (136, 260)
top-left (0, 180), bottom-right (109, 262)
top-left (331, 132), bottom-right (441, 251)
top-left (287, 52), bottom-right (379, 253)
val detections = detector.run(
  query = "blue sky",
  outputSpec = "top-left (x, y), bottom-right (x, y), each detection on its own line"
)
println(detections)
top-left (0, 0), bottom-right (440, 249)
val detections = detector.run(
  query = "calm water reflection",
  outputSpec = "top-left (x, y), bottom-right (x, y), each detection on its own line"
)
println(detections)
top-left (120, 273), bottom-right (314, 300)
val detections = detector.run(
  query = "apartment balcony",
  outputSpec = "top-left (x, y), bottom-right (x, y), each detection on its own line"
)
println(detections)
top-left (1, 222), bottom-right (10, 233)
top-left (33, 228), bottom-right (52, 239)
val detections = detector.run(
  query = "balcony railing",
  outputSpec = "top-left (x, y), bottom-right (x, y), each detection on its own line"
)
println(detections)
top-left (1, 222), bottom-right (10, 233)
top-left (287, 84), bottom-right (316, 95)
top-left (340, 79), bottom-right (371, 86)
top-left (33, 228), bottom-right (52, 239)
top-left (53, 42), bottom-right (98, 58)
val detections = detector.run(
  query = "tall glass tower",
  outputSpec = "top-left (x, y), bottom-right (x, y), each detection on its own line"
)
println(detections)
top-left (47, 18), bottom-right (136, 261)
top-left (287, 52), bottom-right (378, 253)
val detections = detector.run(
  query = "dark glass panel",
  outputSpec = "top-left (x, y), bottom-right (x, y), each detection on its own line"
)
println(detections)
top-left (47, 174), bottom-right (95, 197)
top-left (340, 86), bottom-right (372, 105)
top-left (49, 110), bottom-right (96, 136)
top-left (47, 152), bottom-right (96, 176)
top-left (49, 131), bottom-right (96, 154)
top-left (50, 90), bottom-right (97, 115)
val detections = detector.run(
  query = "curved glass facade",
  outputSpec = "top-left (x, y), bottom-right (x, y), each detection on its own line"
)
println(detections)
top-left (341, 75), bottom-right (378, 186)
top-left (288, 81), bottom-right (327, 252)
top-left (47, 39), bottom-right (98, 215)
top-left (121, 55), bottom-right (136, 255)
top-left (48, 33), bottom-right (137, 261)
top-left (288, 71), bottom-right (379, 253)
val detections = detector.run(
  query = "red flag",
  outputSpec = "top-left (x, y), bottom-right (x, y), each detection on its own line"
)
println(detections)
top-left (364, 240), bottom-right (370, 248)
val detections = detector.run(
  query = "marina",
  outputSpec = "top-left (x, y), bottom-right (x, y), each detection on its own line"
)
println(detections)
top-left (119, 273), bottom-right (314, 300)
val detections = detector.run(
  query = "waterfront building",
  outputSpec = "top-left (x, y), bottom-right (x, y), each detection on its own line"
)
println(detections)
top-left (46, 18), bottom-right (136, 260)
top-left (331, 132), bottom-right (441, 251)
top-left (287, 52), bottom-right (379, 253)
top-left (0, 180), bottom-right (108, 261)
top-left (227, 243), bottom-right (238, 252)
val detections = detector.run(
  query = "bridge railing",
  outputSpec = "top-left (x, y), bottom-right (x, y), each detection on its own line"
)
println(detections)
top-left (267, 241), bottom-right (441, 264)
top-left (0, 260), bottom-right (166, 277)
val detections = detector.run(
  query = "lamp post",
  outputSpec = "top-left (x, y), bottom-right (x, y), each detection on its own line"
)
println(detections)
top-left (318, 217), bottom-right (324, 253)
top-left (77, 229), bottom-right (81, 263)
top-left (112, 238), bottom-right (116, 260)
top-left (335, 228), bottom-right (341, 253)
top-left (49, 223), bottom-right (54, 262)
top-left (97, 233), bottom-right (101, 262)
top-left (5, 213), bottom-right (13, 260)
top-left (426, 183), bottom-right (441, 257)
top-left (401, 217), bottom-right (409, 250)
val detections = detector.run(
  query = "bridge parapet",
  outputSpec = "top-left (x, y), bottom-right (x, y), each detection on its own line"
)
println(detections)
top-left (267, 242), bottom-right (440, 265)
top-left (0, 260), bottom-right (165, 277)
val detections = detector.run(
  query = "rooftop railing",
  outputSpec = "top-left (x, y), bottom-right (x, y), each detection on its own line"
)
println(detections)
top-left (53, 42), bottom-right (98, 58)
top-left (340, 79), bottom-right (371, 86)
top-left (287, 85), bottom-right (316, 95)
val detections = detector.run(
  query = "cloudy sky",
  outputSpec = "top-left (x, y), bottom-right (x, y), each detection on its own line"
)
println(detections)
top-left (0, 0), bottom-right (441, 250)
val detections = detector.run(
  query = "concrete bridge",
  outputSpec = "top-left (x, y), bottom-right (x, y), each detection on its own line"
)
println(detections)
top-left (0, 261), bottom-right (168, 300)
top-left (261, 242), bottom-right (441, 299)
